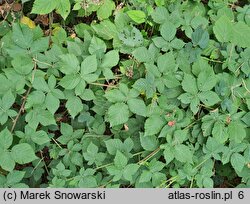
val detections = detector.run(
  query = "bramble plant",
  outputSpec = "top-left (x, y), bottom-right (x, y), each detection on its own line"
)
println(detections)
top-left (0, 0), bottom-right (250, 188)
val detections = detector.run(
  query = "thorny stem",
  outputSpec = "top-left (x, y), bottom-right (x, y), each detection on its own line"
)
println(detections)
top-left (194, 156), bottom-right (210, 170)
top-left (94, 151), bottom-right (146, 172)
top-left (242, 79), bottom-right (250, 94)
top-left (132, 151), bottom-right (145, 157)
top-left (165, 179), bottom-right (176, 188)
top-left (95, 163), bottom-right (112, 171)
top-left (228, 44), bottom-right (234, 65)
top-left (99, 179), bottom-right (112, 188)
top-left (40, 151), bottom-right (49, 175)
top-left (157, 175), bottom-right (178, 188)
top-left (89, 82), bottom-right (118, 88)
top-left (48, 12), bottom-right (53, 42)
top-left (137, 147), bottom-right (161, 165)
top-left (32, 58), bottom-right (53, 67)
top-left (11, 60), bottom-right (37, 133)
top-left (183, 118), bottom-right (202, 130)
top-left (31, 158), bottom-right (43, 175)
top-left (234, 62), bottom-right (245, 73)
top-left (190, 177), bottom-right (194, 188)
top-left (52, 138), bottom-right (63, 149)
top-left (93, 148), bottom-right (161, 186)
top-left (201, 56), bottom-right (224, 64)
top-left (96, 75), bottom-right (123, 81)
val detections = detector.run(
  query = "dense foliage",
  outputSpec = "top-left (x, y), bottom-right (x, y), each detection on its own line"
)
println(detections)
top-left (0, 0), bottom-right (250, 188)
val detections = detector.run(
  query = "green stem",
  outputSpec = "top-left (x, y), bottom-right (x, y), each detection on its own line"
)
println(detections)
top-left (138, 147), bottom-right (161, 165)
top-left (95, 163), bottom-right (113, 171)
top-left (201, 56), bottom-right (224, 64)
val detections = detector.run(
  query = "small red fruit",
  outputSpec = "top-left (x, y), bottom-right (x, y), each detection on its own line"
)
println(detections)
top-left (168, 121), bottom-right (176, 127)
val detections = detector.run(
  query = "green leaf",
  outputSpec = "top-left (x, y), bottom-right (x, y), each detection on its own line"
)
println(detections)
top-left (190, 96), bottom-right (200, 114)
top-left (89, 36), bottom-right (107, 54)
top-left (83, 143), bottom-right (101, 166)
top-left (32, 0), bottom-right (58, 14)
top-left (97, 0), bottom-right (115, 20)
top-left (198, 91), bottom-right (220, 106)
top-left (12, 23), bottom-right (33, 49)
top-left (2, 91), bottom-right (15, 111)
top-left (145, 115), bottom-right (165, 136)
top-left (157, 52), bottom-right (176, 73)
top-left (123, 164), bottom-right (140, 182)
top-left (25, 91), bottom-right (45, 108)
top-left (0, 128), bottom-right (13, 149)
top-left (37, 109), bottom-right (56, 126)
top-left (0, 75), bottom-right (11, 95)
top-left (105, 139), bottom-right (123, 155)
top-left (107, 103), bottom-right (129, 126)
top-left (32, 130), bottom-right (50, 145)
top-left (78, 176), bottom-right (97, 188)
top-left (151, 7), bottom-right (169, 24)
top-left (25, 109), bottom-right (55, 129)
top-left (114, 151), bottom-right (128, 168)
top-left (87, 143), bottom-right (98, 157)
top-left (213, 16), bottom-right (250, 47)
top-left (30, 37), bottom-right (49, 54)
top-left (127, 98), bottom-right (146, 117)
top-left (66, 96), bottom-right (83, 119)
top-left (59, 54), bottom-right (80, 74)
top-left (228, 121), bottom-right (246, 143)
top-left (67, 41), bottom-right (82, 56)
top-left (197, 69), bottom-right (217, 92)
top-left (203, 177), bottom-right (213, 188)
top-left (0, 152), bottom-right (15, 172)
top-left (0, 90), bottom-right (17, 125)
top-left (160, 22), bottom-right (176, 41)
top-left (56, 0), bottom-right (70, 20)
top-left (59, 74), bottom-right (81, 90)
top-left (105, 89), bottom-right (126, 103)
top-left (79, 89), bottom-right (96, 101)
top-left (119, 26), bottom-right (143, 47)
top-left (191, 26), bottom-right (209, 49)
top-left (7, 171), bottom-right (25, 186)
top-left (213, 15), bottom-right (233, 43)
top-left (83, 73), bottom-right (99, 83)
top-left (174, 144), bottom-right (193, 163)
top-left (45, 93), bottom-right (60, 114)
top-left (178, 92), bottom-right (193, 104)
top-left (212, 121), bottom-right (228, 143)
top-left (106, 165), bottom-right (122, 182)
top-left (181, 73), bottom-right (198, 94)
top-left (163, 144), bottom-right (174, 165)
top-left (139, 170), bottom-right (152, 183)
top-left (231, 153), bottom-right (245, 172)
top-left (170, 38), bottom-right (185, 49)
top-left (242, 112), bottom-right (250, 126)
top-left (60, 123), bottom-right (73, 135)
top-left (140, 134), bottom-right (159, 151)
top-left (11, 56), bottom-right (33, 75)
top-left (92, 20), bottom-right (118, 40)
top-left (204, 137), bottom-right (224, 157)
top-left (127, 10), bottom-right (146, 24)
top-left (148, 159), bottom-right (165, 173)
top-left (101, 50), bottom-right (119, 68)
top-left (11, 143), bottom-right (38, 164)
top-left (232, 22), bottom-right (250, 48)
top-left (33, 77), bottom-right (50, 92)
top-left (0, 21), bottom-right (10, 37)
top-left (173, 129), bottom-right (188, 144)
top-left (132, 47), bottom-right (150, 63)
top-left (81, 55), bottom-right (97, 75)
